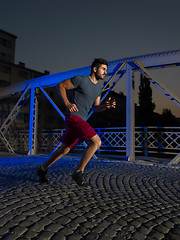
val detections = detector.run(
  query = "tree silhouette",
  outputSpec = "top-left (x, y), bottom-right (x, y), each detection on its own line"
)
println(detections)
top-left (138, 74), bottom-right (155, 126)
top-left (160, 108), bottom-right (176, 126)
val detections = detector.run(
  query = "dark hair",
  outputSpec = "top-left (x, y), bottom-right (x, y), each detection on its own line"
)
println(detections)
top-left (91, 58), bottom-right (108, 71)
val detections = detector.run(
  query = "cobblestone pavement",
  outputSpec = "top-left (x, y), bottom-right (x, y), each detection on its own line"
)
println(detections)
top-left (0, 155), bottom-right (180, 240)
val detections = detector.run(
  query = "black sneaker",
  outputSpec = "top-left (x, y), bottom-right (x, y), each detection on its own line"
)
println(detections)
top-left (72, 170), bottom-right (89, 187)
top-left (36, 166), bottom-right (48, 183)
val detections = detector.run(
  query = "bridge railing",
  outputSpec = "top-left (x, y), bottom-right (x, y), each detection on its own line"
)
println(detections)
top-left (71, 127), bottom-right (180, 156)
top-left (1, 127), bottom-right (179, 157)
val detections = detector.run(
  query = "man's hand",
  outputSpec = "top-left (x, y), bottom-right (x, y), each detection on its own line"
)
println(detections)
top-left (67, 103), bottom-right (78, 112)
top-left (105, 97), bottom-right (116, 109)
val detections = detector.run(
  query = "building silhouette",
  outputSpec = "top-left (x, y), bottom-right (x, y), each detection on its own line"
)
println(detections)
top-left (0, 29), bottom-right (49, 129)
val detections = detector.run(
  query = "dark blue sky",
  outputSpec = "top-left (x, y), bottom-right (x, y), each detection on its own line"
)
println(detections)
top-left (1, 0), bottom-right (180, 117)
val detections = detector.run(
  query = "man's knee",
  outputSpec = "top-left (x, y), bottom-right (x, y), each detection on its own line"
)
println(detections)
top-left (96, 137), bottom-right (101, 149)
top-left (60, 144), bottom-right (70, 156)
top-left (90, 135), bottom-right (101, 149)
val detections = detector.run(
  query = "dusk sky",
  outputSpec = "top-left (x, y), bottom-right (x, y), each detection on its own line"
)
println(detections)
top-left (1, 0), bottom-right (180, 117)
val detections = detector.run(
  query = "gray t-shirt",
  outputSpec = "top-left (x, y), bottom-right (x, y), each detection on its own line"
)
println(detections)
top-left (70, 75), bottom-right (102, 121)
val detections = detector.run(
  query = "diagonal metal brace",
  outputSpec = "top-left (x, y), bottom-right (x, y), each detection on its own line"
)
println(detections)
top-left (0, 84), bottom-right (31, 133)
top-left (133, 60), bottom-right (180, 108)
top-left (168, 152), bottom-right (180, 165)
top-left (0, 131), bottom-right (15, 154)
top-left (40, 87), bottom-right (65, 120)
top-left (102, 62), bottom-right (127, 92)
top-left (0, 84), bottom-right (31, 153)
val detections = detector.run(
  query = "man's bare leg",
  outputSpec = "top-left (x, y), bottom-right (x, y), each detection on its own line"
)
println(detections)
top-left (36, 143), bottom-right (70, 183)
top-left (42, 144), bottom-right (70, 170)
top-left (72, 134), bottom-right (101, 186)
top-left (77, 134), bottom-right (101, 171)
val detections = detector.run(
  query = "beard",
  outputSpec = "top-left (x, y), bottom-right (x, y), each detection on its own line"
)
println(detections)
top-left (95, 71), bottom-right (105, 80)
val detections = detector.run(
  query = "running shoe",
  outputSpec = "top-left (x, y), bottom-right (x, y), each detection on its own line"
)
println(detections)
top-left (72, 170), bottom-right (89, 187)
top-left (36, 166), bottom-right (48, 183)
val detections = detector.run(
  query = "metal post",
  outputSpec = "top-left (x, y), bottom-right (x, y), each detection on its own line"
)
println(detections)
top-left (144, 127), bottom-right (148, 157)
top-left (28, 88), bottom-right (38, 155)
top-left (126, 64), bottom-right (135, 161)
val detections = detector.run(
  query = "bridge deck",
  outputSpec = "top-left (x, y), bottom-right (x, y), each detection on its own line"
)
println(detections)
top-left (0, 154), bottom-right (179, 239)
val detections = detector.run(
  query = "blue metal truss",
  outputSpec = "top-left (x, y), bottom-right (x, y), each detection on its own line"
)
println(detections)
top-left (0, 50), bottom-right (179, 163)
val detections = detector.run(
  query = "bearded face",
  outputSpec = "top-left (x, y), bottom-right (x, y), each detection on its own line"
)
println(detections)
top-left (94, 64), bottom-right (107, 80)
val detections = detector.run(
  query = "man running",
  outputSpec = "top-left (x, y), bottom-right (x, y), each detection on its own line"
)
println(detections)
top-left (36, 58), bottom-right (116, 186)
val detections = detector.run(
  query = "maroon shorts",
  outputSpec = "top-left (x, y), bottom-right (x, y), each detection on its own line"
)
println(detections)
top-left (60, 114), bottom-right (97, 149)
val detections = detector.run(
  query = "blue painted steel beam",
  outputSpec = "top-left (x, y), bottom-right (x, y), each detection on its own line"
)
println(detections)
top-left (39, 87), bottom-right (65, 120)
top-left (0, 50), bottom-right (180, 99)
top-left (126, 64), bottom-right (135, 161)
top-left (28, 88), bottom-right (38, 155)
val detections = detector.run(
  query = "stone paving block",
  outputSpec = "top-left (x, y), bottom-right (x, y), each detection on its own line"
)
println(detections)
top-left (83, 221), bottom-right (96, 229)
top-left (51, 232), bottom-right (66, 240)
top-left (19, 220), bottom-right (33, 227)
top-left (138, 226), bottom-right (151, 235)
top-left (90, 208), bottom-right (101, 214)
top-left (30, 218), bottom-right (52, 232)
top-left (55, 216), bottom-right (72, 225)
top-left (132, 231), bottom-right (146, 240)
top-left (163, 220), bottom-right (175, 228)
top-left (173, 225), bottom-right (180, 235)
top-left (21, 209), bottom-right (37, 216)
top-left (13, 214), bottom-right (27, 222)
top-left (106, 215), bottom-right (118, 224)
top-left (91, 225), bottom-right (106, 234)
top-left (56, 227), bottom-right (74, 236)
top-left (116, 218), bottom-right (127, 227)
top-left (102, 228), bottom-right (118, 238)
top-left (155, 224), bottom-right (171, 234)
top-left (76, 226), bottom-right (90, 236)
top-left (166, 232), bottom-right (180, 240)
top-left (36, 230), bottom-right (55, 240)
top-left (118, 210), bottom-right (128, 217)
top-left (66, 221), bottom-right (79, 230)
top-left (1, 233), bottom-right (20, 240)
top-left (83, 232), bottom-right (99, 240)
top-left (110, 223), bottom-right (122, 231)
top-left (98, 219), bottom-right (111, 228)
top-left (0, 218), bottom-right (8, 227)
top-left (22, 229), bottom-right (38, 239)
top-left (99, 235), bottom-right (114, 240)
top-left (73, 216), bottom-right (87, 224)
top-left (83, 212), bottom-right (97, 218)
top-left (45, 222), bottom-right (63, 232)
top-left (25, 214), bottom-right (41, 222)
top-left (147, 230), bottom-right (165, 239)
top-left (154, 217), bottom-right (166, 225)
top-left (3, 220), bottom-right (19, 229)
top-left (0, 226), bottom-right (9, 236)
top-left (129, 220), bottom-right (142, 228)
top-left (144, 213), bottom-right (156, 221)
top-left (66, 234), bottom-right (82, 240)
top-left (65, 212), bottom-right (77, 220)
top-left (11, 225), bottom-right (28, 236)
top-left (48, 212), bottom-right (62, 221)
top-left (172, 217), bottom-right (180, 224)
top-left (143, 221), bottom-right (158, 229)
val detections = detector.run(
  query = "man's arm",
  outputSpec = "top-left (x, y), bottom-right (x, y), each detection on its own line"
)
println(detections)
top-left (93, 97), bottom-right (116, 112)
top-left (57, 79), bottom-right (78, 112)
